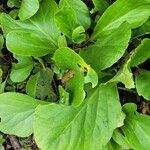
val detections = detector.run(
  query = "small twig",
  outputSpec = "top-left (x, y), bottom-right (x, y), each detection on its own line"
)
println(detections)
top-left (118, 87), bottom-right (136, 94)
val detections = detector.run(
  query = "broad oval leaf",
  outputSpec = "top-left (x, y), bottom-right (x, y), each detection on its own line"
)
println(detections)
top-left (10, 56), bottom-right (34, 82)
top-left (92, 0), bottom-right (150, 39)
top-left (80, 22), bottom-right (131, 71)
top-left (135, 69), bottom-right (150, 100)
top-left (34, 83), bottom-right (124, 150)
top-left (6, 30), bottom-right (55, 57)
top-left (1, 0), bottom-right (60, 57)
top-left (18, 0), bottom-right (39, 20)
top-left (0, 92), bottom-right (45, 137)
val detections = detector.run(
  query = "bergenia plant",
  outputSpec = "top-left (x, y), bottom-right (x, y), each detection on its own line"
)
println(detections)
top-left (0, 0), bottom-right (150, 149)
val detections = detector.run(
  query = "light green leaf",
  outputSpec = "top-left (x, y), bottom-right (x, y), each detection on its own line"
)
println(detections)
top-left (130, 39), bottom-right (150, 67)
top-left (10, 56), bottom-right (33, 82)
top-left (80, 22), bottom-right (131, 71)
top-left (0, 35), bottom-right (4, 50)
top-left (6, 30), bottom-right (55, 56)
top-left (53, 47), bottom-right (98, 106)
top-left (92, 0), bottom-right (109, 12)
top-left (92, 0), bottom-right (150, 39)
top-left (0, 92), bottom-right (45, 137)
top-left (1, 0), bottom-right (60, 56)
top-left (34, 83), bottom-right (124, 150)
top-left (19, 0), bottom-right (39, 20)
top-left (58, 85), bottom-right (69, 105)
top-left (122, 103), bottom-right (150, 150)
top-left (55, 6), bottom-right (78, 38)
top-left (109, 59), bottom-right (135, 89)
top-left (58, 35), bottom-right (67, 48)
top-left (72, 26), bottom-right (86, 44)
top-left (135, 69), bottom-right (150, 100)
top-left (59, 0), bottom-right (91, 29)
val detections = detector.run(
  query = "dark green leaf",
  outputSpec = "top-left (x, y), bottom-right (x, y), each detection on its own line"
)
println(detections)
top-left (0, 35), bottom-right (4, 50)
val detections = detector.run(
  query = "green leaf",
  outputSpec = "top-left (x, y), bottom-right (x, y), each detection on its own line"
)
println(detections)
top-left (34, 83), bottom-right (124, 150)
top-left (0, 35), bottom-right (4, 50)
top-left (92, 0), bottom-right (109, 12)
top-left (133, 18), bottom-right (150, 37)
top-left (59, 0), bottom-right (91, 29)
top-left (0, 92), bottom-right (45, 137)
top-left (135, 69), bottom-right (150, 100)
top-left (130, 39), bottom-right (150, 67)
top-left (1, 0), bottom-right (60, 56)
top-left (6, 30), bottom-right (55, 57)
top-left (53, 47), bottom-right (98, 106)
top-left (55, 6), bottom-right (78, 38)
top-left (9, 9), bottom-right (19, 19)
top-left (58, 35), bottom-right (67, 48)
top-left (92, 0), bottom-right (150, 40)
top-left (72, 26), bottom-right (86, 44)
top-left (80, 22), bottom-right (131, 71)
top-left (0, 69), bottom-right (2, 79)
top-left (7, 0), bottom-right (21, 8)
top-left (10, 56), bottom-right (33, 82)
top-left (109, 59), bottom-right (135, 89)
top-left (112, 129), bottom-right (130, 149)
top-left (0, 69), bottom-right (6, 94)
top-left (18, 0), bottom-right (39, 20)
top-left (26, 72), bottom-right (40, 98)
top-left (26, 68), bottom-right (54, 101)
top-left (121, 103), bottom-right (150, 150)
top-left (58, 85), bottom-right (69, 105)
top-left (102, 139), bottom-right (122, 150)
top-left (0, 135), bottom-right (4, 145)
